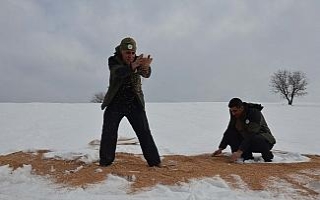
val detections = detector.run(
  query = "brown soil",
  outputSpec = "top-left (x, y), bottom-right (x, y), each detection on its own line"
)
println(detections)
top-left (1, 150), bottom-right (320, 198)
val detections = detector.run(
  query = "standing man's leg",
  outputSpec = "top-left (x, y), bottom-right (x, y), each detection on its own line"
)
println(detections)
top-left (99, 108), bottom-right (123, 166)
top-left (126, 106), bottom-right (161, 167)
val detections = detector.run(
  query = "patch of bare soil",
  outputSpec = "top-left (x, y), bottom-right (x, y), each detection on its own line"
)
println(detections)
top-left (1, 150), bottom-right (320, 198)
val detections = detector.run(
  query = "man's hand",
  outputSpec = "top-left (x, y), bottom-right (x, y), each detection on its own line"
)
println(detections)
top-left (131, 54), bottom-right (143, 70)
top-left (140, 55), bottom-right (153, 70)
top-left (230, 150), bottom-right (243, 162)
top-left (211, 148), bottom-right (223, 157)
top-left (131, 54), bottom-right (152, 71)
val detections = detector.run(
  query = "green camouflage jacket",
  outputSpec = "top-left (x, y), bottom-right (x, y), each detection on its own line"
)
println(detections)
top-left (101, 50), bottom-right (151, 110)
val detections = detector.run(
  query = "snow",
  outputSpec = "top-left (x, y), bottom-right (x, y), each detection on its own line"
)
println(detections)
top-left (0, 102), bottom-right (320, 199)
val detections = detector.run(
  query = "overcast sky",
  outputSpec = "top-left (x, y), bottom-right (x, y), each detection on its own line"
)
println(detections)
top-left (1, 0), bottom-right (319, 103)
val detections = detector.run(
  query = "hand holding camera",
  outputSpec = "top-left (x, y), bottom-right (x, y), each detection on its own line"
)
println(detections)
top-left (140, 54), bottom-right (153, 70)
top-left (131, 54), bottom-right (152, 71)
top-left (131, 54), bottom-right (143, 70)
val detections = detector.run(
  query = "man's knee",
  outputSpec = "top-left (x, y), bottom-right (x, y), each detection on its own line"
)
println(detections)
top-left (251, 134), bottom-right (273, 152)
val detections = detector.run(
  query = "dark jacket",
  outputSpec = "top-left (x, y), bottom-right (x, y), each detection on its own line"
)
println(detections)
top-left (219, 102), bottom-right (276, 151)
top-left (101, 47), bottom-right (151, 110)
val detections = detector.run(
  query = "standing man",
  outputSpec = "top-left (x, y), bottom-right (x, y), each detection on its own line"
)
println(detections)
top-left (99, 37), bottom-right (161, 167)
top-left (212, 98), bottom-right (276, 162)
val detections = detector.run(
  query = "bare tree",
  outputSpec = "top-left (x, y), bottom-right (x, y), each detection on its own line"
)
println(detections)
top-left (91, 92), bottom-right (105, 103)
top-left (270, 70), bottom-right (308, 105)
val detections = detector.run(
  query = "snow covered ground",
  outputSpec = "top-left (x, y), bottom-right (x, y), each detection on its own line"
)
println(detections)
top-left (0, 102), bottom-right (320, 199)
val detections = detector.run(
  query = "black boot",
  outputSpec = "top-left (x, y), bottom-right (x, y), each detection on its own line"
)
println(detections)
top-left (262, 151), bottom-right (274, 162)
top-left (242, 152), bottom-right (254, 161)
top-left (99, 159), bottom-right (113, 167)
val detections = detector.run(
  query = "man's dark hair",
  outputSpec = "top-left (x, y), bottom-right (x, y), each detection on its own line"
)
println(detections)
top-left (228, 98), bottom-right (243, 108)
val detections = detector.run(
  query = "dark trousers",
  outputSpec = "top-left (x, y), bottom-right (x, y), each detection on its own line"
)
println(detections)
top-left (224, 129), bottom-right (274, 160)
top-left (99, 103), bottom-right (161, 167)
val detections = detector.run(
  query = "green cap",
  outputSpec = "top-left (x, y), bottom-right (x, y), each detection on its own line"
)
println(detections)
top-left (120, 37), bottom-right (136, 51)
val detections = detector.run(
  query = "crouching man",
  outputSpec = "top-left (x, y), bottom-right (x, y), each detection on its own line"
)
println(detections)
top-left (212, 98), bottom-right (276, 162)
